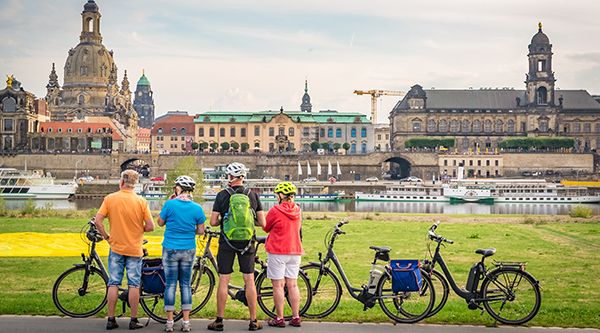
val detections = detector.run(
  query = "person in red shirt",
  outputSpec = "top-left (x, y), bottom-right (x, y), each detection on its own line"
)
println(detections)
top-left (263, 182), bottom-right (304, 328)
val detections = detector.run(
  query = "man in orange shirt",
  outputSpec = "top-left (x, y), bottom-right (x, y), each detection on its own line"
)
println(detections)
top-left (95, 170), bottom-right (155, 330)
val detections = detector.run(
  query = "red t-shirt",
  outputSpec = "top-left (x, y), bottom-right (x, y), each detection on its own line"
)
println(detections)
top-left (263, 202), bottom-right (304, 255)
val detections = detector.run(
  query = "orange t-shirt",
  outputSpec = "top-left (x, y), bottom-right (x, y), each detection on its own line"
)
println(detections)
top-left (98, 189), bottom-right (152, 257)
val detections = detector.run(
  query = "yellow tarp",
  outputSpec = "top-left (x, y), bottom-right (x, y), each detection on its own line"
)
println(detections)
top-left (0, 232), bottom-right (218, 257)
top-left (562, 181), bottom-right (600, 187)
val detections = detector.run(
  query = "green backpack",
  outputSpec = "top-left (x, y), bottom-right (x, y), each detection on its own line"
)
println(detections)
top-left (222, 187), bottom-right (256, 248)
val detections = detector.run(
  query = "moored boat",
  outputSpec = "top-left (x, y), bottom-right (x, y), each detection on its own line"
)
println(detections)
top-left (0, 168), bottom-right (77, 200)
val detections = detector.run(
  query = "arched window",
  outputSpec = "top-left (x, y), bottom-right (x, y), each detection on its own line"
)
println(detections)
top-left (540, 122), bottom-right (548, 132)
top-left (269, 127), bottom-right (275, 136)
top-left (428, 119), bottom-right (436, 132)
top-left (328, 128), bottom-right (333, 137)
top-left (254, 126), bottom-right (260, 136)
top-left (48, 128), bottom-right (52, 133)
top-left (220, 128), bottom-right (225, 137)
top-left (199, 127), bottom-right (204, 137)
top-left (450, 120), bottom-right (458, 133)
top-left (351, 143), bottom-right (356, 153)
top-left (97, 128), bottom-right (102, 133)
top-left (485, 138), bottom-right (492, 147)
top-left (157, 127), bottom-right (163, 134)
top-left (81, 66), bottom-right (87, 76)
top-left (58, 128), bottom-right (62, 133)
top-left (171, 127), bottom-right (177, 134)
top-left (209, 128), bottom-right (215, 137)
top-left (537, 87), bottom-right (548, 105)
top-left (68, 128), bottom-right (72, 133)
top-left (78, 128), bottom-right (82, 133)
top-left (279, 127), bottom-right (285, 136)
top-left (462, 120), bottom-right (469, 133)
top-left (439, 120), bottom-right (447, 132)
top-left (361, 128), bottom-right (367, 137)
top-left (78, 95), bottom-right (85, 104)
top-left (351, 128), bottom-right (356, 137)
top-left (336, 128), bottom-right (342, 137)
top-left (495, 120), bottom-right (503, 132)
top-left (507, 120), bottom-right (514, 133)
top-left (181, 127), bottom-right (186, 134)
top-left (230, 127), bottom-right (236, 137)
top-left (2, 97), bottom-right (16, 112)
top-left (473, 120), bottom-right (481, 132)
top-left (484, 120), bottom-right (492, 133)
top-left (361, 143), bottom-right (367, 153)
top-left (289, 127), bottom-right (294, 136)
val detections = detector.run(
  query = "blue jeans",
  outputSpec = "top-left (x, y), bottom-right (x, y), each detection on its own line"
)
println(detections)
top-left (107, 249), bottom-right (143, 288)
top-left (163, 248), bottom-right (196, 311)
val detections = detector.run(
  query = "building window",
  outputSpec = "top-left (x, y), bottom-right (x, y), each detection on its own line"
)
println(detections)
top-left (269, 143), bottom-right (274, 152)
top-left (484, 120), bottom-right (492, 133)
top-left (209, 128), bottom-right (215, 137)
top-left (289, 127), bottom-right (294, 136)
top-left (171, 127), bottom-right (177, 134)
top-left (68, 128), bottom-right (72, 133)
top-left (2, 97), bottom-right (15, 112)
top-left (361, 128), bottom-right (367, 137)
top-left (78, 128), bottom-right (82, 133)
top-left (596, 124), bottom-right (600, 133)
top-left (496, 119), bottom-right (503, 132)
top-left (279, 127), bottom-right (285, 136)
top-left (574, 123), bottom-right (580, 133)
top-left (507, 120), bottom-right (514, 133)
top-left (473, 120), bottom-right (481, 132)
top-left (521, 122), bottom-right (526, 133)
top-left (439, 120), bottom-right (447, 132)
top-left (377, 134), bottom-right (382, 140)
top-left (361, 143), bottom-right (367, 153)
top-left (584, 123), bottom-right (591, 133)
top-left (337, 129), bottom-right (342, 137)
top-left (230, 127), bottom-right (236, 137)
top-left (320, 128), bottom-right (325, 137)
top-left (255, 126), bottom-right (260, 136)
top-left (485, 138), bottom-right (491, 148)
top-left (478, 160), bottom-right (481, 166)
top-left (269, 127), bottom-right (275, 136)
top-left (413, 123), bottom-right (420, 132)
top-left (462, 120), bottom-right (469, 133)
top-left (328, 128), bottom-right (333, 137)
top-left (450, 120), bottom-right (458, 133)
top-left (241, 128), bottom-right (246, 137)
top-left (495, 160), bottom-right (499, 166)
top-left (585, 140), bottom-right (590, 149)
top-left (351, 143), bottom-right (356, 153)
top-left (180, 127), bottom-right (186, 134)
top-left (462, 138), bottom-right (469, 148)
top-left (303, 127), bottom-right (309, 137)
top-left (220, 128), bottom-right (225, 137)
top-left (537, 87), bottom-right (548, 105)
top-left (428, 120), bottom-right (436, 132)
top-left (444, 160), bottom-right (448, 166)
top-left (4, 119), bottom-right (13, 131)
top-left (199, 127), bottom-right (204, 137)
top-left (157, 127), bottom-right (163, 134)
top-left (469, 160), bottom-right (473, 166)
top-left (255, 142), bottom-right (260, 148)
top-left (540, 122), bottom-right (548, 132)
top-left (81, 66), bottom-right (87, 76)
top-left (351, 128), bottom-right (357, 137)
top-left (563, 124), bottom-right (570, 133)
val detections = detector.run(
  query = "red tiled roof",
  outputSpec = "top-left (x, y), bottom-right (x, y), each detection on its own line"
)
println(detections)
top-left (38, 122), bottom-right (123, 141)
top-left (152, 116), bottom-right (195, 135)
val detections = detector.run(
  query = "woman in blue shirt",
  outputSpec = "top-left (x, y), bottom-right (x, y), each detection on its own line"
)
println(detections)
top-left (157, 176), bottom-right (206, 332)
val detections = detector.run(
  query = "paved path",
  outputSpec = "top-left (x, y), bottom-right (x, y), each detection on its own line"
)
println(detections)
top-left (1, 316), bottom-right (598, 333)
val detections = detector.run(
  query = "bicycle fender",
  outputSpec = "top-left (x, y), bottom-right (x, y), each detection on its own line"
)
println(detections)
top-left (485, 267), bottom-right (540, 287)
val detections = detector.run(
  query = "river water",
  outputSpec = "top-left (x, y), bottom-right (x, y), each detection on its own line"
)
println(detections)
top-left (5, 199), bottom-right (600, 216)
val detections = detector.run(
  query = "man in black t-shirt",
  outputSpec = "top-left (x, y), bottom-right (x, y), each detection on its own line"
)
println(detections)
top-left (208, 162), bottom-right (266, 331)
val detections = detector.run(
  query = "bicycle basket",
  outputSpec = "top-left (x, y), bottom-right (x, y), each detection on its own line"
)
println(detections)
top-left (141, 258), bottom-right (165, 294)
top-left (390, 259), bottom-right (422, 292)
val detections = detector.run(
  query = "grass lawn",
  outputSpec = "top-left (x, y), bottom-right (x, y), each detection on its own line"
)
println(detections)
top-left (0, 211), bottom-right (599, 327)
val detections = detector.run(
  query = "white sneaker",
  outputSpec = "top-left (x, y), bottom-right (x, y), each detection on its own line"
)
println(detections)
top-left (181, 321), bottom-right (192, 332)
top-left (165, 321), bottom-right (174, 332)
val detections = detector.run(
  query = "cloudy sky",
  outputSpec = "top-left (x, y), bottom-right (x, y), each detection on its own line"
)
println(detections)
top-left (2, 0), bottom-right (600, 123)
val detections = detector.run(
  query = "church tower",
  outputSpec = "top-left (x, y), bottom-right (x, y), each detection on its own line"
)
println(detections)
top-left (133, 70), bottom-right (155, 129)
top-left (300, 79), bottom-right (312, 112)
top-left (525, 23), bottom-right (556, 107)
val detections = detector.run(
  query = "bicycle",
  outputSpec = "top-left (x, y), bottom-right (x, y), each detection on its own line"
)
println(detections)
top-left (421, 221), bottom-right (542, 325)
top-left (148, 226), bottom-right (313, 321)
top-left (300, 219), bottom-right (435, 324)
top-left (52, 218), bottom-right (171, 324)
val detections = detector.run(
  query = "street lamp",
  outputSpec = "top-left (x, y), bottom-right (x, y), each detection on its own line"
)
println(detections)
top-left (350, 171), bottom-right (355, 183)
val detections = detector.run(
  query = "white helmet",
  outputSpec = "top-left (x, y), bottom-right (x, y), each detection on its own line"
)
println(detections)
top-left (226, 162), bottom-right (247, 178)
top-left (175, 175), bottom-right (196, 191)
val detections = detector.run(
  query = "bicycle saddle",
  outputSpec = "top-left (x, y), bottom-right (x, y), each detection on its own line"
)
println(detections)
top-left (369, 246), bottom-right (391, 253)
top-left (255, 236), bottom-right (267, 244)
top-left (143, 239), bottom-right (148, 245)
top-left (475, 248), bottom-right (496, 258)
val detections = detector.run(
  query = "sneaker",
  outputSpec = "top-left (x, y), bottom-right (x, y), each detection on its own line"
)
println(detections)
top-left (207, 320), bottom-right (224, 332)
top-left (289, 318), bottom-right (301, 327)
top-left (129, 318), bottom-right (144, 330)
top-left (106, 318), bottom-right (119, 330)
top-left (181, 321), bottom-right (191, 332)
top-left (248, 320), bottom-right (262, 331)
top-left (267, 318), bottom-right (285, 328)
top-left (165, 321), bottom-right (174, 332)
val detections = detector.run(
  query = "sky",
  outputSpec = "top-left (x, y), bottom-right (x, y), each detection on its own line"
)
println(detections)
top-left (2, 0), bottom-right (600, 123)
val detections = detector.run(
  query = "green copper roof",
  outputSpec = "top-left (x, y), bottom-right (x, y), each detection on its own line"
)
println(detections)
top-left (137, 74), bottom-right (150, 87)
top-left (194, 110), bottom-right (371, 124)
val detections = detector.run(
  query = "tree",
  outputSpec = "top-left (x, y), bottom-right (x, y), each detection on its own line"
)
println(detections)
top-left (333, 143), bottom-right (340, 150)
top-left (221, 142), bottom-right (230, 151)
top-left (321, 142), bottom-right (330, 150)
top-left (231, 141), bottom-right (240, 150)
top-left (342, 142), bottom-right (350, 151)
top-left (210, 142), bottom-right (219, 151)
top-left (241, 142), bottom-right (250, 152)
top-left (162, 156), bottom-right (206, 204)
top-left (200, 142), bottom-right (209, 151)
top-left (310, 141), bottom-right (320, 151)
top-left (191, 142), bottom-right (199, 150)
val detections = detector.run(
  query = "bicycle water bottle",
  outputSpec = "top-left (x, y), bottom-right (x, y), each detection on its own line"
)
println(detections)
top-left (223, 213), bottom-right (229, 223)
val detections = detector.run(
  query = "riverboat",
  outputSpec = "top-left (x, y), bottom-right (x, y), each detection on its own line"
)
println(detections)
top-left (0, 168), bottom-right (78, 200)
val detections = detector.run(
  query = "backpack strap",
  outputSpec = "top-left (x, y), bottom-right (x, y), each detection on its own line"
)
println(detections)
top-left (221, 186), bottom-right (255, 255)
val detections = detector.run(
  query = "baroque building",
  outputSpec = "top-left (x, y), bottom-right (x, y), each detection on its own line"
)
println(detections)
top-left (390, 24), bottom-right (600, 153)
top-left (44, 0), bottom-right (138, 147)
top-left (133, 70), bottom-right (155, 129)
top-left (0, 76), bottom-right (40, 150)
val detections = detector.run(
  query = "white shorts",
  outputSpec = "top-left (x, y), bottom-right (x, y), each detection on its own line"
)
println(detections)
top-left (266, 253), bottom-right (302, 280)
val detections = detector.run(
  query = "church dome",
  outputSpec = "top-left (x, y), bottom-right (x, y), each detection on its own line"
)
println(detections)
top-left (83, 0), bottom-right (99, 13)
top-left (531, 30), bottom-right (549, 45)
top-left (137, 73), bottom-right (151, 87)
top-left (528, 23), bottom-right (551, 55)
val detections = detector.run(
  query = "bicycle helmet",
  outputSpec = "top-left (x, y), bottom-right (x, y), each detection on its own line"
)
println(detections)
top-left (175, 175), bottom-right (196, 191)
top-left (226, 162), bottom-right (247, 178)
top-left (274, 182), bottom-right (297, 195)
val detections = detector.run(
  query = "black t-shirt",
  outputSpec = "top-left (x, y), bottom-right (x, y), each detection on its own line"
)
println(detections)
top-left (212, 186), bottom-right (263, 245)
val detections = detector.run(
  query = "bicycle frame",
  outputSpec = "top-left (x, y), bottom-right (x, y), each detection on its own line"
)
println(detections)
top-left (430, 243), bottom-right (482, 301)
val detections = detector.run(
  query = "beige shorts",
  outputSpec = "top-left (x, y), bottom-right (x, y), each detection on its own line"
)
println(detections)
top-left (266, 253), bottom-right (302, 280)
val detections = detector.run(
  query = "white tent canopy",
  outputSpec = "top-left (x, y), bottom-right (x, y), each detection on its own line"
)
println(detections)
top-left (337, 161), bottom-right (342, 175)
top-left (307, 161), bottom-right (312, 175)
top-left (317, 162), bottom-right (322, 176)
top-left (298, 161), bottom-right (302, 176)
top-left (328, 161), bottom-right (332, 176)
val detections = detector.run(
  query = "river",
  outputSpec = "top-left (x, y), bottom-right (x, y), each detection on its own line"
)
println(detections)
top-left (4, 198), bottom-right (600, 216)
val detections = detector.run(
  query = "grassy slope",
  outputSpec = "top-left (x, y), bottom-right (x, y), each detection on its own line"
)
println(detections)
top-left (0, 212), bottom-right (599, 327)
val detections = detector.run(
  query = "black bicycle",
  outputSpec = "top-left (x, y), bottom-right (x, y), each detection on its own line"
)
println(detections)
top-left (300, 220), bottom-right (435, 324)
top-left (52, 219), bottom-right (169, 323)
top-left (421, 221), bottom-right (542, 325)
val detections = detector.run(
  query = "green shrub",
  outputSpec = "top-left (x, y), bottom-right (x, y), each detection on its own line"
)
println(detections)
top-left (569, 204), bottom-right (593, 219)
top-left (88, 207), bottom-right (99, 218)
top-left (20, 198), bottom-right (39, 216)
top-left (467, 233), bottom-right (480, 239)
top-left (0, 197), bottom-right (7, 217)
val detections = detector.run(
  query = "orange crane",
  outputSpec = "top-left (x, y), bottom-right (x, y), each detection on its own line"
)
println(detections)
top-left (353, 90), bottom-right (405, 123)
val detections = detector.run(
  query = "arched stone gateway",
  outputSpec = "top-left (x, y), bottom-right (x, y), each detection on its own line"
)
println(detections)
top-left (383, 157), bottom-right (412, 180)
top-left (120, 157), bottom-right (150, 177)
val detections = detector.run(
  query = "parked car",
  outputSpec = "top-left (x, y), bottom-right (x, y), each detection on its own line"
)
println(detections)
top-left (150, 177), bottom-right (165, 181)
top-left (532, 171), bottom-right (538, 177)
top-left (328, 177), bottom-right (338, 182)
top-left (77, 176), bottom-right (93, 182)
top-left (545, 170), bottom-right (554, 175)
top-left (303, 177), bottom-right (317, 182)
top-left (400, 176), bottom-right (423, 183)
top-left (366, 177), bottom-right (379, 182)
top-left (522, 171), bottom-right (531, 177)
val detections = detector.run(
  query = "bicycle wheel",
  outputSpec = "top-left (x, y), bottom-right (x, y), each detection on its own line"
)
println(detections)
top-left (52, 266), bottom-right (108, 318)
top-left (481, 268), bottom-right (541, 325)
top-left (255, 270), bottom-right (312, 320)
top-left (189, 265), bottom-right (216, 316)
top-left (377, 270), bottom-right (435, 324)
top-left (300, 264), bottom-right (342, 318)
top-left (426, 269), bottom-right (449, 318)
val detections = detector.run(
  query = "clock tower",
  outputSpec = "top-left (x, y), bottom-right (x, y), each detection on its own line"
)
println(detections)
top-left (133, 70), bottom-right (155, 129)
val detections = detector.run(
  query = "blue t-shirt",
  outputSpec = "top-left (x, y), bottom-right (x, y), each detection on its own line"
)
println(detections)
top-left (160, 199), bottom-right (206, 250)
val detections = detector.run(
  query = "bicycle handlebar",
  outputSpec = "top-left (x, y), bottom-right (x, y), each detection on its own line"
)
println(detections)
top-left (428, 221), bottom-right (453, 244)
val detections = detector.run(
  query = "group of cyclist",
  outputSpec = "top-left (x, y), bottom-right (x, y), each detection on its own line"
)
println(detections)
top-left (94, 162), bottom-right (304, 332)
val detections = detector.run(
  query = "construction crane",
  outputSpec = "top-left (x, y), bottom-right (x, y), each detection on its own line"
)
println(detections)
top-left (353, 90), bottom-right (405, 123)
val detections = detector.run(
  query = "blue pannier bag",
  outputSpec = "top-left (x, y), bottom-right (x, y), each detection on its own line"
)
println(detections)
top-left (141, 258), bottom-right (165, 294)
top-left (390, 259), bottom-right (422, 292)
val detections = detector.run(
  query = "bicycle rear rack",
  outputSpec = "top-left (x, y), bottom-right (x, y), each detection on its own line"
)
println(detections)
top-left (493, 261), bottom-right (527, 269)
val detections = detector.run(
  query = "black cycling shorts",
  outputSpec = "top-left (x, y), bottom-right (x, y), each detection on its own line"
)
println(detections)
top-left (216, 240), bottom-right (255, 275)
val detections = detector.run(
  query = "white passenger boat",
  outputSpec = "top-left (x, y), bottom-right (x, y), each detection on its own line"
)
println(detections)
top-left (0, 168), bottom-right (78, 200)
